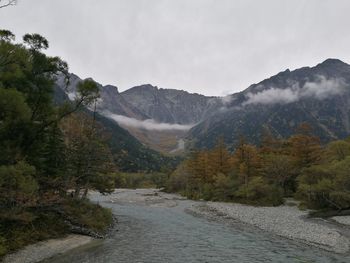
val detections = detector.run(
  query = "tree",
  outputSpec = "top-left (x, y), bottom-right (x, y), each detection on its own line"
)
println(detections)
top-left (259, 126), bottom-right (283, 155)
top-left (297, 157), bottom-right (350, 210)
top-left (209, 137), bottom-right (232, 175)
top-left (37, 122), bottom-right (68, 195)
top-left (235, 176), bottom-right (283, 206)
top-left (0, 30), bottom-right (116, 256)
top-left (288, 123), bottom-right (323, 169)
top-left (324, 140), bottom-right (350, 162)
top-left (0, 161), bottom-right (37, 208)
top-left (0, 30), bottom-right (15, 41)
top-left (0, 88), bottom-right (31, 164)
top-left (232, 140), bottom-right (261, 200)
top-left (262, 154), bottom-right (296, 195)
top-left (212, 173), bottom-right (238, 201)
top-left (23, 34), bottom-right (49, 51)
top-left (61, 113), bottom-right (115, 199)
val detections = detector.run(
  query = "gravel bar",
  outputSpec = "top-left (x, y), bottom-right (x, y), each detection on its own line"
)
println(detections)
top-left (190, 202), bottom-right (350, 254)
top-left (2, 235), bottom-right (93, 263)
top-left (332, 216), bottom-right (350, 226)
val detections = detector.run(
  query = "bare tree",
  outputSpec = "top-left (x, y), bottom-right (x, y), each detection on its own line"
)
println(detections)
top-left (0, 0), bottom-right (16, 9)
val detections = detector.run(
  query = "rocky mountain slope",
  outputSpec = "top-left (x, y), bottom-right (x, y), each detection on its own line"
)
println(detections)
top-left (53, 82), bottom-right (179, 172)
top-left (121, 85), bottom-right (222, 124)
top-left (56, 58), bottom-right (350, 154)
top-left (56, 74), bottom-right (223, 153)
top-left (188, 59), bottom-right (350, 148)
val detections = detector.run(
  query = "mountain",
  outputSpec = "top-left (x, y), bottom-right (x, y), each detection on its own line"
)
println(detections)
top-left (56, 74), bottom-right (223, 153)
top-left (121, 85), bottom-right (222, 124)
top-left (54, 80), bottom-right (179, 172)
top-left (56, 58), bottom-right (350, 155)
top-left (55, 73), bottom-right (147, 119)
top-left (188, 59), bottom-right (350, 149)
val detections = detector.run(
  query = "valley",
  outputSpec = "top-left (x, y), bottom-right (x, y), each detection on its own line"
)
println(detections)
top-left (2, 1), bottom-right (350, 261)
top-left (56, 59), bottom-right (350, 156)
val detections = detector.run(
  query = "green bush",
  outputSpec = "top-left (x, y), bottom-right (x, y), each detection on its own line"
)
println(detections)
top-left (0, 211), bottom-right (67, 256)
top-left (63, 198), bottom-right (113, 233)
top-left (235, 177), bottom-right (284, 206)
top-left (297, 157), bottom-right (350, 210)
top-left (112, 172), bottom-right (169, 189)
top-left (0, 235), bottom-right (7, 257)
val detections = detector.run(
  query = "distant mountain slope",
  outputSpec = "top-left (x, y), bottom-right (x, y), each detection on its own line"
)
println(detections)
top-left (56, 74), bottom-right (223, 153)
top-left (54, 81), bottom-right (179, 172)
top-left (188, 59), bottom-right (350, 149)
top-left (55, 73), bottom-right (147, 120)
top-left (121, 84), bottom-right (222, 124)
top-left (56, 58), bottom-right (350, 153)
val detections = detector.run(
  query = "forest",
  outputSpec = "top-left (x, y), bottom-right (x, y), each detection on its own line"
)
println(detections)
top-left (0, 30), bottom-right (116, 256)
top-left (167, 125), bottom-right (350, 210)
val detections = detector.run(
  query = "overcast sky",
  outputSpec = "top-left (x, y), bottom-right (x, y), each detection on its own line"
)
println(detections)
top-left (1, 0), bottom-right (349, 96)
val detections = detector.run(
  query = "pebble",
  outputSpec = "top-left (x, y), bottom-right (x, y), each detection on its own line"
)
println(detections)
top-left (191, 202), bottom-right (350, 254)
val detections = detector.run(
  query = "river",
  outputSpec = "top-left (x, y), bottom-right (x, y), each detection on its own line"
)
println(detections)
top-left (42, 189), bottom-right (349, 263)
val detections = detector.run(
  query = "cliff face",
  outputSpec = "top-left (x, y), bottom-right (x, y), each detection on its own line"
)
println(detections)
top-left (121, 84), bottom-right (222, 125)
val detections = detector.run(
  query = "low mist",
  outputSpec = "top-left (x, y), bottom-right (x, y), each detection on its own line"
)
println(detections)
top-left (243, 76), bottom-right (346, 106)
top-left (103, 112), bottom-right (194, 131)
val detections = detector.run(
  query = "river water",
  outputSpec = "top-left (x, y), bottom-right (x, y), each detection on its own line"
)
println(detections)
top-left (43, 190), bottom-right (349, 263)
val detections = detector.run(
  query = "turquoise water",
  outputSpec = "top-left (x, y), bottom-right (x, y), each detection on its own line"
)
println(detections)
top-left (43, 194), bottom-right (350, 263)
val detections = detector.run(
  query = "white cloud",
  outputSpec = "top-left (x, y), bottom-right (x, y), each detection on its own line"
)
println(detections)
top-left (243, 86), bottom-right (299, 105)
top-left (243, 76), bottom-right (346, 106)
top-left (103, 111), bottom-right (194, 131)
top-left (221, 95), bottom-right (234, 105)
top-left (301, 76), bottom-right (345, 99)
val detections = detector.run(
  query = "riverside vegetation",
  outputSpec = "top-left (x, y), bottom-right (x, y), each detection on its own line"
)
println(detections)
top-left (0, 30), bottom-right (116, 258)
top-left (167, 126), bottom-right (350, 211)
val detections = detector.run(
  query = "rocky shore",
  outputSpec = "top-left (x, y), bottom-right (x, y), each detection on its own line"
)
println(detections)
top-left (109, 189), bottom-right (350, 254)
top-left (2, 235), bottom-right (94, 263)
top-left (188, 201), bottom-right (350, 254)
top-left (4, 189), bottom-right (350, 262)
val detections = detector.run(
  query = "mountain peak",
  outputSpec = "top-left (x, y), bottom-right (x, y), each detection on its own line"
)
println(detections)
top-left (318, 58), bottom-right (348, 67)
top-left (102, 84), bottom-right (119, 93)
top-left (131, 84), bottom-right (158, 91)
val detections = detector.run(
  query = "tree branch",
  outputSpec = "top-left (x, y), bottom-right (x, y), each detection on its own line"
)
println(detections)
top-left (0, 0), bottom-right (17, 9)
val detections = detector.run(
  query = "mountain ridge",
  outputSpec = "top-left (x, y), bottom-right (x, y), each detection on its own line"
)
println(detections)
top-left (56, 58), bottom-right (350, 153)
top-left (188, 58), bottom-right (350, 149)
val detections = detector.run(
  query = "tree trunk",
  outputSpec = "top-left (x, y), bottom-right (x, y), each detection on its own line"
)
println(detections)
top-left (74, 187), bottom-right (81, 199)
top-left (82, 188), bottom-right (89, 199)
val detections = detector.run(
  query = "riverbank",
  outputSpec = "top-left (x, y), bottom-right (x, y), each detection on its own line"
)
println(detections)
top-left (2, 235), bottom-right (93, 263)
top-left (1, 197), bottom-right (114, 263)
top-left (4, 189), bottom-right (350, 262)
top-left (109, 189), bottom-right (350, 254)
top-left (110, 189), bottom-right (350, 253)
top-left (188, 201), bottom-right (350, 254)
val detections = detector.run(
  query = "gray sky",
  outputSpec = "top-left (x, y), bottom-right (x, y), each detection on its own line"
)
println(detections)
top-left (1, 0), bottom-right (349, 96)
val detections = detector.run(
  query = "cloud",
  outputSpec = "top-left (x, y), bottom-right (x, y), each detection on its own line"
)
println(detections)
top-left (301, 76), bottom-right (346, 99)
top-left (243, 76), bottom-right (346, 106)
top-left (243, 85), bottom-right (300, 105)
top-left (221, 95), bottom-right (234, 105)
top-left (103, 111), bottom-right (194, 131)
